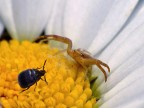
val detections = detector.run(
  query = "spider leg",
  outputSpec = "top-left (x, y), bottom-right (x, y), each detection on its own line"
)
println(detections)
top-left (97, 60), bottom-right (110, 72)
top-left (34, 35), bottom-right (73, 52)
top-left (79, 58), bottom-right (109, 82)
top-left (96, 64), bottom-right (108, 82)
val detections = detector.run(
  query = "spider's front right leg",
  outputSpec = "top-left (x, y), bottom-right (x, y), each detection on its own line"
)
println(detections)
top-left (79, 58), bottom-right (110, 82)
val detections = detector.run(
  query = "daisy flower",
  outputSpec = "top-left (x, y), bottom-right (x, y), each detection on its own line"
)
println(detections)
top-left (0, 0), bottom-right (144, 108)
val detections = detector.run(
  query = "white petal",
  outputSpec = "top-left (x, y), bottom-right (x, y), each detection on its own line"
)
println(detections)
top-left (0, 19), bottom-right (4, 36)
top-left (45, 0), bottom-right (117, 48)
top-left (92, 23), bottom-right (144, 89)
top-left (63, 0), bottom-right (117, 49)
top-left (93, 1), bottom-right (144, 90)
top-left (0, 0), bottom-right (18, 38)
top-left (97, 66), bottom-right (144, 108)
top-left (88, 0), bottom-right (138, 54)
top-left (93, 47), bottom-right (144, 95)
top-left (99, 0), bottom-right (144, 63)
top-left (45, 0), bottom-right (66, 35)
top-left (107, 23), bottom-right (144, 71)
top-left (0, 0), bottom-right (54, 40)
top-left (117, 96), bottom-right (144, 108)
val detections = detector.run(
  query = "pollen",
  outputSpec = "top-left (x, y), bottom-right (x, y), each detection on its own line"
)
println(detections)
top-left (0, 40), bottom-right (96, 107)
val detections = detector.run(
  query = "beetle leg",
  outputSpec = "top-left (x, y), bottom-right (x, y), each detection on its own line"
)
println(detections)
top-left (20, 86), bottom-right (30, 93)
top-left (43, 59), bottom-right (47, 70)
top-left (44, 75), bottom-right (48, 85)
top-left (35, 59), bottom-right (47, 70)
top-left (34, 78), bottom-right (38, 91)
top-left (36, 67), bottom-right (41, 69)
top-left (40, 76), bottom-right (48, 85)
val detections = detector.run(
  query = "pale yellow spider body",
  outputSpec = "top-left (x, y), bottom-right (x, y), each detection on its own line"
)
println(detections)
top-left (34, 35), bottom-right (110, 82)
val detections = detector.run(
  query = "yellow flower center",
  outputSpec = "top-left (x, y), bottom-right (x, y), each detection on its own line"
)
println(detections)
top-left (0, 40), bottom-right (96, 108)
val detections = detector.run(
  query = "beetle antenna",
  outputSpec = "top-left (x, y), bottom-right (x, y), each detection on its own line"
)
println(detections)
top-left (43, 59), bottom-right (47, 70)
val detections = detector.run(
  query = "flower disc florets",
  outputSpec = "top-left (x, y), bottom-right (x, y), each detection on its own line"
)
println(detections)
top-left (0, 40), bottom-right (96, 108)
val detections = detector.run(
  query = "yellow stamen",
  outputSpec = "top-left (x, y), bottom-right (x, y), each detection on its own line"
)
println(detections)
top-left (0, 40), bottom-right (96, 107)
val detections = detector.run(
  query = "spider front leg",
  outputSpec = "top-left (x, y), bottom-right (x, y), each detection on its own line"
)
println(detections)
top-left (79, 58), bottom-right (110, 82)
top-left (34, 35), bottom-right (73, 51)
top-left (95, 59), bottom-right (110, 82)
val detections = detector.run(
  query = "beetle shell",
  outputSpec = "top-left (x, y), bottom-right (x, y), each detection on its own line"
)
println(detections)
top-left (18, 69), bottom-right (44, 88)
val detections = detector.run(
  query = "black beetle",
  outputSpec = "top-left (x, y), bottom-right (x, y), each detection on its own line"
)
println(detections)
top-left (18, 60), bottom-right (48, 92)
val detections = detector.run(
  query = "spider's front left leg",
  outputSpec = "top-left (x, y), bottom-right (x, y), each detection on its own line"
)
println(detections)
top-left (79, 58), bottom-right (110, 82)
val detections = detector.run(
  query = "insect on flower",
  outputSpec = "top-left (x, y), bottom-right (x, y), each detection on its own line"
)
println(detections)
top-left (18, 60), bottom-right (48, 92)
top-left (34, 35), bottom-right (110, 82)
